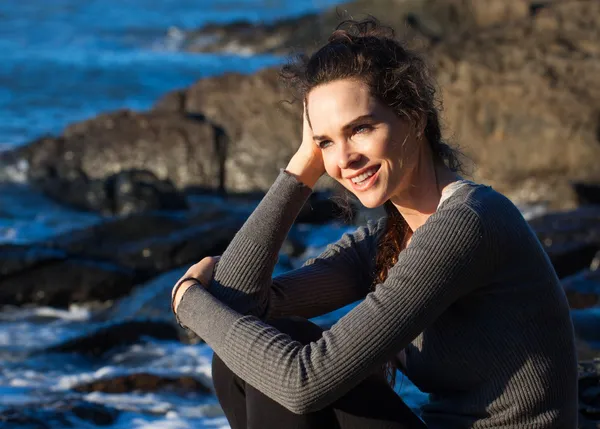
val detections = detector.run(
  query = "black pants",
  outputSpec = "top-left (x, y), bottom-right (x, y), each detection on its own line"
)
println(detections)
top-left (211, 316), bottom-right (426, 429)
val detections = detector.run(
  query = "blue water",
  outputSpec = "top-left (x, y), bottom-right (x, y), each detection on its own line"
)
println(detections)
top-left (0, 0), bottom-right (342, 147)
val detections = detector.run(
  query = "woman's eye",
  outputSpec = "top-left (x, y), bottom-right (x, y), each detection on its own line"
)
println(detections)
top-left (353, 124), bottom-right (372, 134)
top-left (317, 140), bottom-right (332, 149)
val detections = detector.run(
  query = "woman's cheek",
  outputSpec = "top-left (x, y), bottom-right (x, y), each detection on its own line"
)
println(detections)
top-left (322, 155), bottom-right (339, 179)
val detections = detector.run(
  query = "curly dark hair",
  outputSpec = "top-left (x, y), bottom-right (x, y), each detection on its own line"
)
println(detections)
top-left (281, 17), bottom-right (465, 388)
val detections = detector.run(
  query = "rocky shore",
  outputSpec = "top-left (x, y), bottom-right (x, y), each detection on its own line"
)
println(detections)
top-left (1, 0), bottom-right (599, 426)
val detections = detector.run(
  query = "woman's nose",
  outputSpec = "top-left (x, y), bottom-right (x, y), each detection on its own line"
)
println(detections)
top-left (337, 146), bottom-right (361, 169)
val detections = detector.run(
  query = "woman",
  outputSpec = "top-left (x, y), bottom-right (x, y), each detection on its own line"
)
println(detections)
top-left (171, 19), bottom-right (578, 429)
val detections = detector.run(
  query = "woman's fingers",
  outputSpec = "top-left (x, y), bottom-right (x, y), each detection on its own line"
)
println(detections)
top-left (172, 256), bottom-right (221, 298)
top-left (187, 256), bottom-right (220, 286)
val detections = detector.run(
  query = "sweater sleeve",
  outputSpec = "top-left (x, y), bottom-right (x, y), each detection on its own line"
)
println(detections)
top-left (207, 168), bottom-right (385, 320)
top-left (266, 217), bottom-right (385, 320)
top-left (176, 203), bottom-right (491, 414)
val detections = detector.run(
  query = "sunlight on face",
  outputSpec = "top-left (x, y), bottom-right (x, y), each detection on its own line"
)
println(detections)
top-left (307, 79), bottom-right (418, 208)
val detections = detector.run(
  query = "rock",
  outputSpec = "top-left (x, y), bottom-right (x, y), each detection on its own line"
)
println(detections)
top-left (0, 401), bottom-right (119, 428)
top-left (572, 308), bottom-right (600, 349)
top-left (109, 170), bottom-right (188, 215)
top-left (573, 182), bottom-right (600, 207)
top-left (183, 13), bottom-right (322, 55)
top-left (0, 245), bottom-right (66, 277)
top-left (528, 206), bottom-right (600, 278)
top-left (546, 242), bottom-right (599, 279)
top-left (49, 208), bottom-right (246, 274)
top-left (43, 320), bottom-right (179, 357)
top-left (432, 0), bottom-right (600, 206)
top-left (0, 253), bottom-right (137, 308)
top-left (6, 110), bottom-right (225, 191)
top-left (562, 269), bottom-right (600, 310)
top-left (0, 198), bottom-right (248, 308)
top-left (30, 168), bottom-right (189, 215)
top-left (155, 67), bottom-right (305, 192)
top-left (72, 373), bottom-right (212, 394)
top-left (70, 402), bottom-right (119, 426)
top-left (297, 190), bottom-right (356, 224)
top-left (579, 360), bottom-right (600, 424)
top-left (179, 0), bottom-right (545, 56)
top-left (103, 267), bottom-right (205, 343)
top-left (422, 0), bottom-right (531, 34)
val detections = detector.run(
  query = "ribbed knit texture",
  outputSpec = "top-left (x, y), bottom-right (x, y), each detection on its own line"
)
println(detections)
top-left (177, 169), bottom-right (578, 428)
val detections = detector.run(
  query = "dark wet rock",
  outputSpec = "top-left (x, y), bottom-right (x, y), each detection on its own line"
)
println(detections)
top-left (529, 207), bottom-right (600, 278)
top-left (0, 200), bottom-right (248, 308)
top-left (562, 269), bottom-right (600, 310)
top-left (546, 242), bottom-right (600, 280)
top-left (0, 245), bottom-right (66, 277)
top-left (5, 109), bottom-right (225, 191)
top-left (182, 13), bottom-right (322, 55)
top-left (0, 255), bottom-right (137, 307)
top-left (572, 308), bottom-right (600, 349)
top-left (297, 190), bottom-right (356, 224)
top-left (573, 182), bottom-right (600, 207)
top-left (72, 373), bottom-right (212, 394)
top-left (31, 168), bottom-right (189, 215)
top-left (49, 209), bottom-right (246, 273)
top-left (579, 360), bottom-right (600, 426)
top-left (70, 402), bottom-right (119, 426)
top-left (0, 401), bottom-right (118, 428)
top-left (44, 320), bottom-right (179, 357)
top-left (281, 233), bottom-right (306, 260)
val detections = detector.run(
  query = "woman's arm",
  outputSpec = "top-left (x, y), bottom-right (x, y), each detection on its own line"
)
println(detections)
top-left (207, 166), bottom-right (385, 320)
top-left (177, 202), bottom-right (491, 414)
top-left (266, 216), bottom-right (385, 320)
top-left (206, 166), bottom-right (313, 317)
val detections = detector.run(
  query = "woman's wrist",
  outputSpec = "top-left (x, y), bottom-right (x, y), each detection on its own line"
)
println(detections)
top-left (285, 153), bottom-right (324, 188)
top-left (172, 277), bottom-right (202, 314)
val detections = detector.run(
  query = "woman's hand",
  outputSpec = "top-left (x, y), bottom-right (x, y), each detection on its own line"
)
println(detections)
top-left (171, 256), bottom-right (220, 314)
top-left (285, 104), bottom-right (325, 188)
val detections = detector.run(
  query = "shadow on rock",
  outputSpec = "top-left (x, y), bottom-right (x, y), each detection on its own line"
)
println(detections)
top-left (30, 168), bottom-right (189, 216)
top-left (72, 373), bottom-right (212, 395)
top-left (529, 206), bottom-right (600, 278)
top-left (0, 400), bottom-right (119, 428)
top-left (43, 320), bottom-right (179, 357)
top-left (0, 204), bottom-right (248, 308)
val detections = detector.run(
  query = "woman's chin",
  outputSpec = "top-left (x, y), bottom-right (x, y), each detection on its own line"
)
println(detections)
top-left (356, 193), bottom-right (387, 209)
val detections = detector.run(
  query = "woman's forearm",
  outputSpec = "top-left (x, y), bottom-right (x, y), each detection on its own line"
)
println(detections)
top-left (207, 167), bottom-right (314, 317)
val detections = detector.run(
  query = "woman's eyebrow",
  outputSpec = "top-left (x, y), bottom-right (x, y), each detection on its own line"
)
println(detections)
top-left (312, 114), bottom-right (375, 141)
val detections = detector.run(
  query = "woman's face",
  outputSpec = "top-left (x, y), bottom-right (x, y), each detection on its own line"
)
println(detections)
top-left (307, 78), bottom-right (421, 208)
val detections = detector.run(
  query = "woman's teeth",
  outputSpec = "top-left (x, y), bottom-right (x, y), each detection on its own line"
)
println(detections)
top-left (351, 167), bottom-right (378, 184)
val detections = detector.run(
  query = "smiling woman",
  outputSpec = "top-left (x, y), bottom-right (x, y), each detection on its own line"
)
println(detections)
top-left (173, 18), bottom-right (578, 429)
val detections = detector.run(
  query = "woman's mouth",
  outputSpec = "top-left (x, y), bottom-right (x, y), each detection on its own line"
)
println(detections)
top-left (349, 165), bottom-right (380, 191)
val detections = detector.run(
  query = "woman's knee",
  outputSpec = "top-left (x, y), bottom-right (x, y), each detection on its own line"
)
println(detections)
top-left (267, 316), bottom-right (324, 345)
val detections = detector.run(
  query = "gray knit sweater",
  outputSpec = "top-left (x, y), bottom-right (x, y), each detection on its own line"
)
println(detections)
top-left (177, 170), bottom-right (578, 428)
